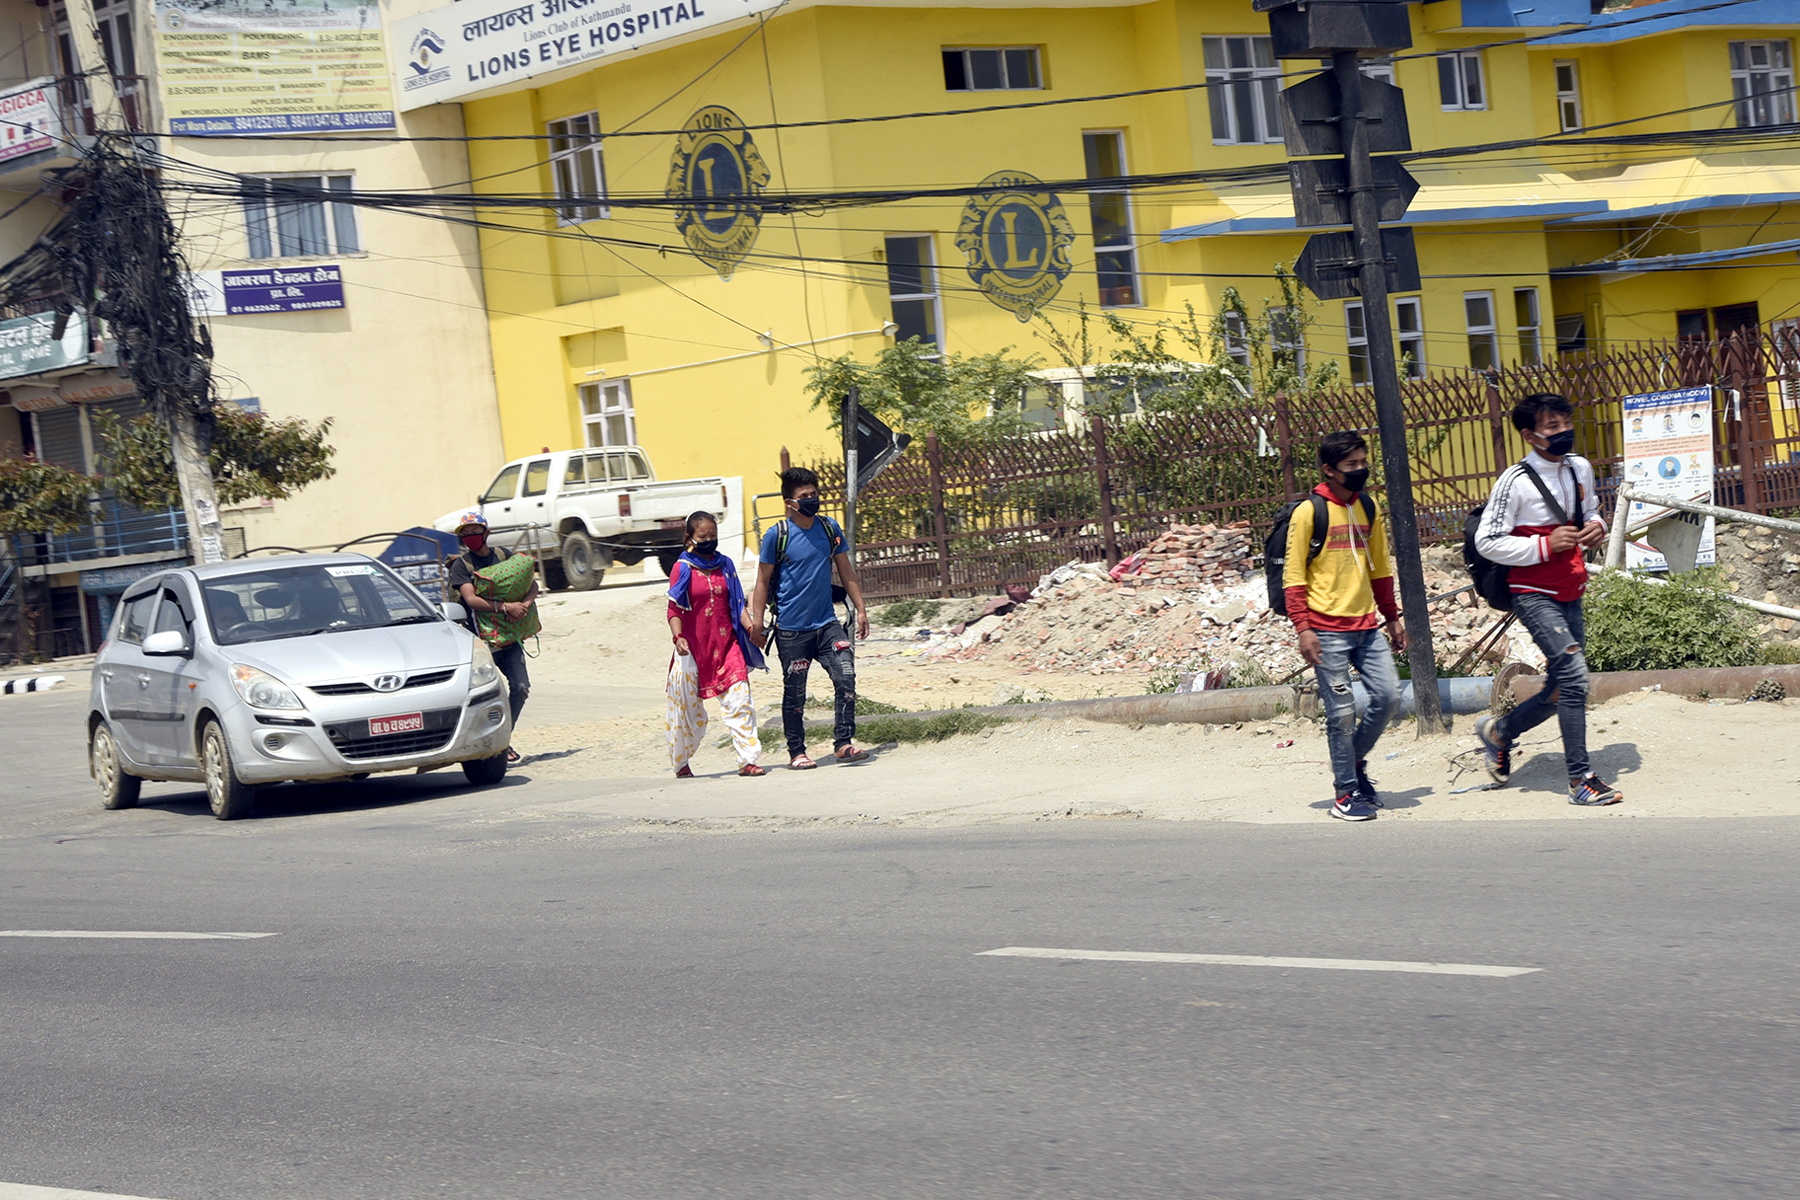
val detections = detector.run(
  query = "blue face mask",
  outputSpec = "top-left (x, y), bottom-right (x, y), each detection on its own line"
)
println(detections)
top-left (795, 496), bottom-right (821, 517)
top-left (1542, 429), bottom-right (1576, 457)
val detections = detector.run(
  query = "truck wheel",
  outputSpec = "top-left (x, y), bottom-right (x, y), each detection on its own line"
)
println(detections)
top-left (656, 548), bottom-right (681, 578)
top-left (201, 719), bottom-right (257, 821)
top-left (463, 752), bottom-right (508, 786)
top-left (542, 558), bottom-right (570, 591)
top-left (92, 720), bottom-right (142, 810)
top-left (562, 531), bottom-right (605, 591)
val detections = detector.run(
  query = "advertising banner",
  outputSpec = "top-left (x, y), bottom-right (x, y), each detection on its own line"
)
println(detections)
top-left (190, 265), bottom-right (347, 315)
top-left (0, 311), bottom-right (88, 381)
top-left (153, 0), bottom-right (396, 136)
top-left (0, 79), bottom-right (60, 166)
top-left (391, 0), bottom-right (782, 111)
top-left (1621, 385), bottom-right (1715, 570)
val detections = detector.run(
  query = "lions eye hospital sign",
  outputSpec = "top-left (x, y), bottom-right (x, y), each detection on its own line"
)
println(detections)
top-left (392, 0), bottom-right (782, 110)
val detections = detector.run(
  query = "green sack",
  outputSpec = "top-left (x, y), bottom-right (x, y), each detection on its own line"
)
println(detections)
top-left (473, 553), bottom-right (541, 648)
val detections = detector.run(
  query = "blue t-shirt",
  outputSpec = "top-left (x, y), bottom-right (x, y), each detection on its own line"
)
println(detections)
top-left (760, 518), bottom-right (839, 632)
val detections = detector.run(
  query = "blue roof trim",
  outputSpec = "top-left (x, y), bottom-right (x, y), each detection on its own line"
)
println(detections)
top-left (1450, 0), bottom-right (1594, 30)
top-left (1546, 192), bottom-right (1800, 226)
top-left (1161, 200), bottom-right (1605, 243)
top-left (1551, 234), bottom-right (1800, 275)
top-left (1537, 0), bottom-right (1800, 45)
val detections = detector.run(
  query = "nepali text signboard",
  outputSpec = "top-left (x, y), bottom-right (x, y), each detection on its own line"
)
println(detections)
top-left (1621, 385), bottom-right (1715, 570)
top-left (0, 79), bottom-right (61, 166)
top-left (153, 0), bottom-right (396, 136)
top-left (189, 265), bottom-right (347, 315)
top-left (391, 0), bottom-right (782, 110)
top-left (0, 311), bottom-right (88, 382)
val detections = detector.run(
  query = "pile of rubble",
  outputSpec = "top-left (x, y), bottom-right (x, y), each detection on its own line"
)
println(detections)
top-left (1116, 522), bottom-right (1259, 590)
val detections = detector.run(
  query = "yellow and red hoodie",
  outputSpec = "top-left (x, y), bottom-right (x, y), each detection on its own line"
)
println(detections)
top-left (1282, 484), bottom-right (1401, 633)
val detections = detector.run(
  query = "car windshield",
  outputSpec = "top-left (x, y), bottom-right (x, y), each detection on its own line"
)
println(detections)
top-left (201, 561), bottom-right (439, 645)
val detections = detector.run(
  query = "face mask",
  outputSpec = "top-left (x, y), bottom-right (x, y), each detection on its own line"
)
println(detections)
top-left (691, 538), bottom-right (718, 556)
top-left (1541, 429), bottom-right (1577, 457)
top-left (460, 534), bottom-right (487, 552)
top-left (795, 496), bottom-right (822, 517)
top-left (1339, 467), bottom-right (1370, 493)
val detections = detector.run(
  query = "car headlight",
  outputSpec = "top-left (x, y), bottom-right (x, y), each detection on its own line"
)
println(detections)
top-left (470, 640), bottom-right (500, 689)
top-left (230, 664), bottom-right (304, 710)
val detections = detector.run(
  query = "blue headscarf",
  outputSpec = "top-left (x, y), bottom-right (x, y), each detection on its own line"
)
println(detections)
top-left (668, 549), bottom-right (767, 672)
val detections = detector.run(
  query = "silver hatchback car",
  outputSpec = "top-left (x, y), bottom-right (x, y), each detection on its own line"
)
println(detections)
top-left (87, 554), bottom-right (513, 819)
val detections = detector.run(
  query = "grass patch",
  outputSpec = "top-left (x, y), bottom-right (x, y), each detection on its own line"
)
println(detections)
top-left (759, 710), bottom-right (1010, 750)
top-left (1759, 641), bottom-right (1800, 666)
top-left (804, 695), bottom-right (908, 715)
top-left (876, 599), bottom-right (943, 626)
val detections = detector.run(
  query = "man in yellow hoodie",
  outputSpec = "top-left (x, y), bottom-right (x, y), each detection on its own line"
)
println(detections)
top-left (1283, 431), bottom-right (1406, 822)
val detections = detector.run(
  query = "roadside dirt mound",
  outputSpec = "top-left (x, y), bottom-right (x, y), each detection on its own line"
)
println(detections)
top-left (1715, 522), bottom-right (1800, 643)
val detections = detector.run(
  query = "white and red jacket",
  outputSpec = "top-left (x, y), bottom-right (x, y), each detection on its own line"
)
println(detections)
top-left (1474, 450), bottom-right (1603, 602)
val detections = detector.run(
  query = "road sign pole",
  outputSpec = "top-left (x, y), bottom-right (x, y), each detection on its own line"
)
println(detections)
top-left (843, 387), bottom-right (859, 557)
top-left (1332, 50), bottom-right (1443, 734)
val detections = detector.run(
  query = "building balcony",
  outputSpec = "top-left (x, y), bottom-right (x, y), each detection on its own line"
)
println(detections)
top-left (13, 496), bottom-right (188, 572)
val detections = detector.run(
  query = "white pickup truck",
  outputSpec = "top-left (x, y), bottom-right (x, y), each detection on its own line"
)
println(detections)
top-left (435, 447), bottom-right (727, 591)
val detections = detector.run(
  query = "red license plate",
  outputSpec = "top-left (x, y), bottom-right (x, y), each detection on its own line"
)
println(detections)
top-left (658, 518), bottom-right (685, 529)
top-left (369, 712), bottom-right (424, 737)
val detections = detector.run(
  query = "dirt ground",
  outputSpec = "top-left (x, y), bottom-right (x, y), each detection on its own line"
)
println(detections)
top-left (502, 580), bottom-right (1800, 828)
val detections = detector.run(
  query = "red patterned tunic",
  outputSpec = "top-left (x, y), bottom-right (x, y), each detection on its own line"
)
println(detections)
top-left (668, 567), bottom-right (749, 699)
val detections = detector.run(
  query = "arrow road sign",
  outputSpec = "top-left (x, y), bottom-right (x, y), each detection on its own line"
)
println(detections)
top-left (1289, 157), bottom-right (1419, 227)
top-left (1279, 73), bottom-right (1412, 157)
top-left (1294, 226), bottom-right (1421, 301)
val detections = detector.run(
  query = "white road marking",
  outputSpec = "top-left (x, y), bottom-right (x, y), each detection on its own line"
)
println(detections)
top-left (979, 946), bottom-right (1540, 978)
top-left (0, 1184), bottom-right (176, 1200)
top-left (0, 931), bottom-right (277, 941)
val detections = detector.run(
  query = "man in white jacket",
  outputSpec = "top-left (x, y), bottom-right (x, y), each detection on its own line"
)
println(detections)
top-left (1473, 392), bottom-right (1622, 806)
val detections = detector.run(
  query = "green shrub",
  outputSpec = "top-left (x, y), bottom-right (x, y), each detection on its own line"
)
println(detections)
top-left (1759, 641), bottom-right (1800, 666)
top-left (876, 599), bottom-right (943, 627)
top-left (805, 695), bottom-right (907, 715)
top-left (1585, 569), bottom-right (1759, 672)
top-left (760, 710), bottom-right (1009, 749)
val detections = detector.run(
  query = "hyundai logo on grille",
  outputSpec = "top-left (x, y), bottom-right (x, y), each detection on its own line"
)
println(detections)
top-left (372, 674), bottom-right (404, 692)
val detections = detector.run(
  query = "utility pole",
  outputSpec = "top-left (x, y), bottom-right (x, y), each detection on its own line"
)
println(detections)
top-left (1270, 0), bottom-right (1443, 734)
top-left (65, 0), bottom-right (228, 565)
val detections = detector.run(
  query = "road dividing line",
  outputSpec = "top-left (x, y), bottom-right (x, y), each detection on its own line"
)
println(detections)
top-left (979, 946), bottom-right (1540, 978)
top-left (0, 1184), bottom-right (177, 1200)
top-left (0, 931), bottom-right (277, 941)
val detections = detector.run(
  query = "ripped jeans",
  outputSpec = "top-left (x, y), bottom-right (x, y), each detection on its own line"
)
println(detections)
top-left (1497, 593), bottom-right (1590, 780)
top-left (1313, 627), bottom-right (1402, 798)
top-left (775, 619), bottom-right (856, 758)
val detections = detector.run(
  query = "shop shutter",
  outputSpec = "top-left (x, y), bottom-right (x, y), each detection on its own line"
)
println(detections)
top-left (32, 407), bottom-right (84, 469)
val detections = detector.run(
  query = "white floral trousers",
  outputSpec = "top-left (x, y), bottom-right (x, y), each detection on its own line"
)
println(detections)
top-left (665, 654), bottom-right (759, 770)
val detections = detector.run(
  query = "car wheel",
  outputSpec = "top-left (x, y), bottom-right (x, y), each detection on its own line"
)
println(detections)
top-left (92, 721), bottom-right (141, 810)
top-left (462, 752), bottom-right (508, 787)
top-left (541, 558), bottom-right (570, 591)
top-left (656, 548), bottom-right (681, 578)
top-left (561, 531), bottom-right (605, 591)
top-left (201, 719), bottom-right (257, 821)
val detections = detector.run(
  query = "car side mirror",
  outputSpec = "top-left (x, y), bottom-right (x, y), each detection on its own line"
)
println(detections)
top-left (141, 630), bottom-right (191, 657)
top-left (441, 601), bottom-right (469, 623)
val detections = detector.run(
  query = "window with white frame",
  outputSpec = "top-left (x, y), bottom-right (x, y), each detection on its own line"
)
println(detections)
top-left (1730, 40), bottom-right (1796, 128)
top-left (943, 47), bottom-right (1041, 91)
top-left (242, 175), bottom-right (359, 260)
top-left (1554, 60), bottom-right (1582, 132)
top-left (580, 379), bottom-right (634, 447)
top-left (1514, 288), bottom-right (1543, 365)
top-left (1205, 36), bottom-right (1283, 144)
top-left (53, 0), bottom-right (144, 130)
top-left (549, 113), bottom-right (607, 224)
top-left (1270, 306), bottom-right (1305, 370)
top-left (884, 235), bottom-right (942, 350)
top-left (1465, 291), bottom-right (1500, 370)
top-left (1221, 310), bottom-right (1251, 370)
top-left (1319, 56), bottom-right (1394, 86)
top-left (1395, 297), bottom-right (1425, 379)
top-left (1437, 50), bottom-right (1486, 111)
top-left (1345, 301), bottom-right (1369, 386)
top-left (1083, 131), bottom-right (1140, 307)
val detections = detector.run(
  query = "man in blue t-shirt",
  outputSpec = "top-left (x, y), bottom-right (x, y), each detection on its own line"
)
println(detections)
top-left (748, 467), bottom-right (872, 769)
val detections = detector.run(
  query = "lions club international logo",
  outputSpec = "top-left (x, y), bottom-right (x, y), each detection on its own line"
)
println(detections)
top-left (956, 171), bottom-right (1075, 321)
top-left (667, 106), bottom-right (770, 281)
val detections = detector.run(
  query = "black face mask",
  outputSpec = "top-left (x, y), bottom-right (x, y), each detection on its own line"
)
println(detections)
top-left (795, 496), bottom-right (822, 517)
top-left (691, 539), bottom-right (718, 556)
top-left (1338, 467), bottom-right (1371, 494)
top-left (1541, 429), bottom-right (1577, 457)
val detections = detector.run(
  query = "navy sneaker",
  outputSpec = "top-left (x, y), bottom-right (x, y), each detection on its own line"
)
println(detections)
top-left (1331, 791), bottom-right (1378, 822)
top-left (1569, 774), bottom-right (1622, 806)
top-left (1356, 759), bottom-right (1382, 808)
top-left (1475, 715), bottom-right (1512, 783)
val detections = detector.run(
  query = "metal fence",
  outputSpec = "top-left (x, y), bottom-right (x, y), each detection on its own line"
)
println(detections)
top-left (804, 329), bottom-right (1800, 601)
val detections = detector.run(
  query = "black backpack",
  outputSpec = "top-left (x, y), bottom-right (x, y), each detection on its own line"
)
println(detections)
top-left (1264, 492), bottom-right (1376, 613)
top-left (1463, 462), bottom-right (1580, 613)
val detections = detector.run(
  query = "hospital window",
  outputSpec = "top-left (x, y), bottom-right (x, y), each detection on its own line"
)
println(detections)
top-left (1084, 131), bottom-right (1140, 307)
top-left (549, 112), bottom-right (608, 225)
top-left (884, 235), bottom-right (942, 350)
top-left (242, 174), bottom-right (359, 260)
top-left (580, 379), bottom-right (635, 447)
top-left (1437, 50), bottom-right (1486, 111)
top-left (1514, 288), bottom-right (1542, 365)
top-left (1204, 36), bottom-right (1283, 144)
top-left (1395, 297), bottom-right (1425, 379)
top-left (1729, 40), bottom-right (1796, 128)
top-left (1345, 301), bottom-right (1369, 386)
top-left (943, 48), bottom-right (1040, 91)
top-left (1465, 291), bottom-right (1500, 371)
top-left (1554, 61), bottom-right (1582, 132)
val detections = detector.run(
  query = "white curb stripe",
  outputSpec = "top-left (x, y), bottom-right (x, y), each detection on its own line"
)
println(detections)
top-left (979, 946), bottom-right (1540, 977)
top-left (0, 1184), bottom-right (177, 1200)
top-left (0, 931), bottom-right (277, 940)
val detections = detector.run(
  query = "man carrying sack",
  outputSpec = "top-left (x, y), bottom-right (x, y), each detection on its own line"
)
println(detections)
top-left (449, 511), bottom-right (539, 763)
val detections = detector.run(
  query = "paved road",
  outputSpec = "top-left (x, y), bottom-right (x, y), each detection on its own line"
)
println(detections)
top-left (5, 686), bottom-right (1800, 1199)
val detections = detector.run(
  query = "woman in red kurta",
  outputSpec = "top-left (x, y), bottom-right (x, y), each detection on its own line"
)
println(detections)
top-left (665, 513), bottom-right (766, 777)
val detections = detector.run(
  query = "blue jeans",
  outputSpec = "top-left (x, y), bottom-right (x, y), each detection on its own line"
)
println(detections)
top-left (493, 641), bottom-right (529, 729)
top-left (1313, 627), bottom-right (1402, 797)
top-left (775, 620), bottom-right (856, 758)
top-left (1497, 593), bottom-right (1589, 780)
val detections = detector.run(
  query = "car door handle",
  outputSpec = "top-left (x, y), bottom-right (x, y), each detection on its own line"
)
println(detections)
top-left (100, 669), bottom-right (114, 679)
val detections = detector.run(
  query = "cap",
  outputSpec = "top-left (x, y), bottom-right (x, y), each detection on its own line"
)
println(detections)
top-left (453, 511), bottom-right (488, 535)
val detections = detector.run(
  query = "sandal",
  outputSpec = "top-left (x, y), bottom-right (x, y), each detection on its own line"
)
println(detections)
top-left (834, 744), bottom-right (871, 763)
top-left (738, 763), bottom-right (766, 777)
top-left (505, 747), bottom-right (522, 764)
top-left (789, 754), bottom-right (818, 770)
top-left (675, 765), bottom-right (693, 778)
